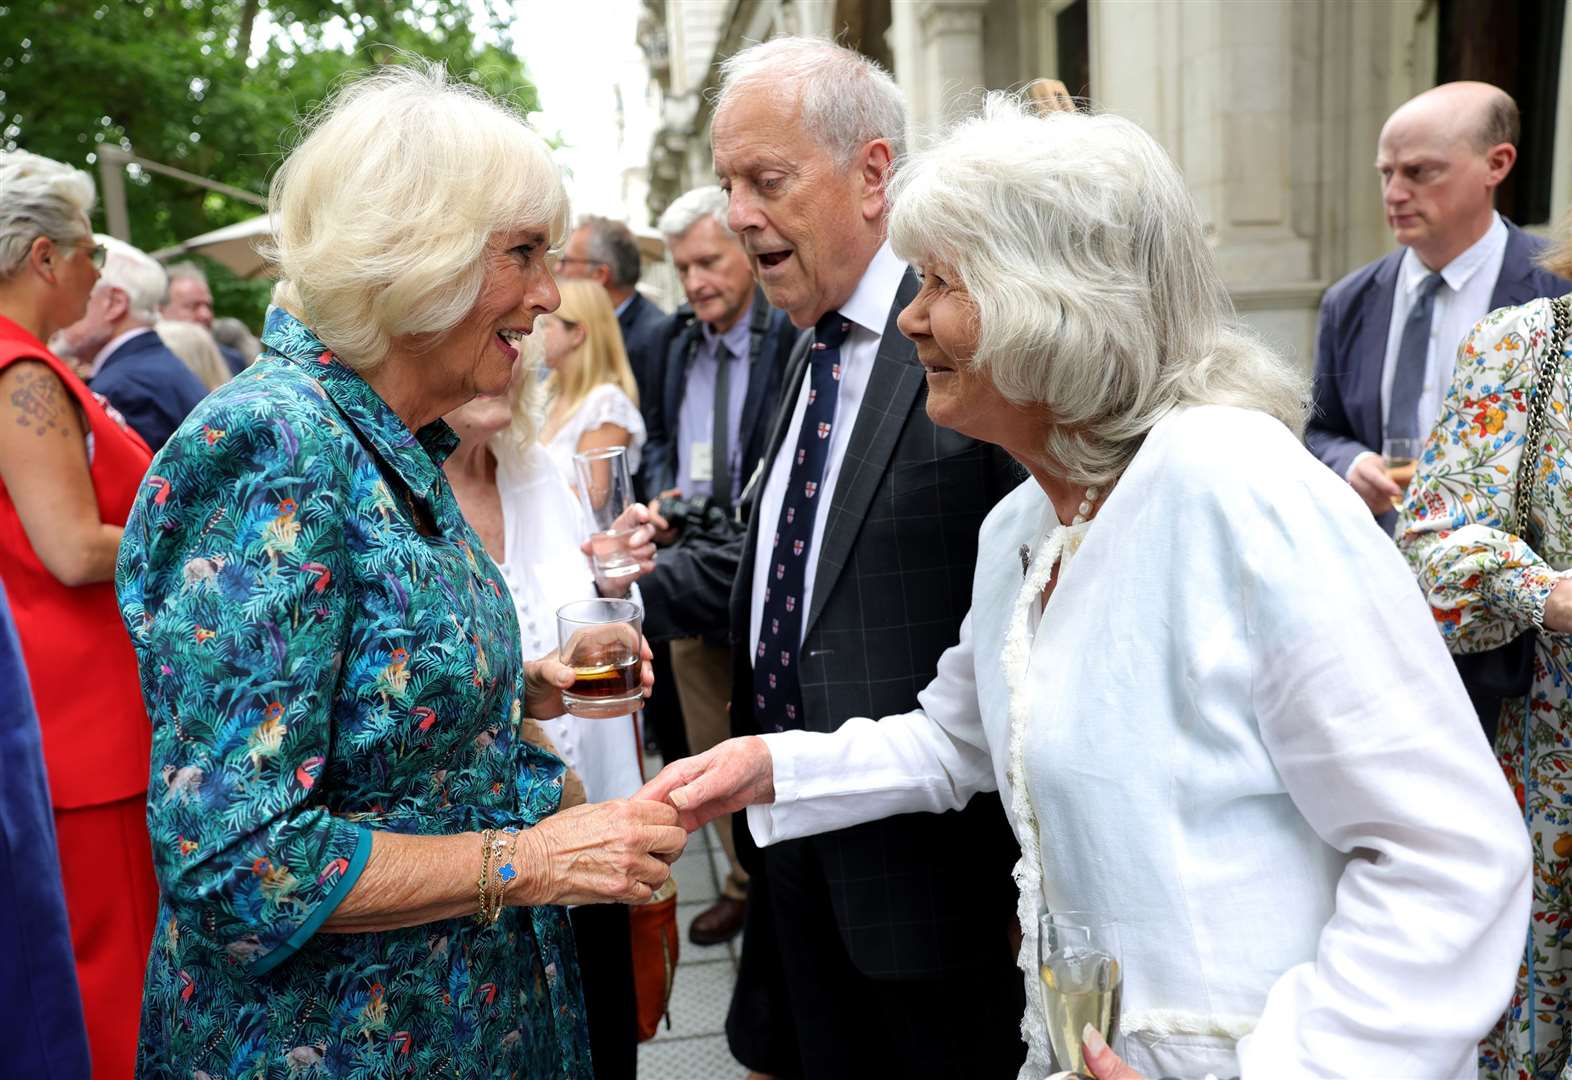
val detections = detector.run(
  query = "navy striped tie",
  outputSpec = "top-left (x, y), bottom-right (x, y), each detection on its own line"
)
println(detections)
top-left (753, 310), bottom-right (850, 732)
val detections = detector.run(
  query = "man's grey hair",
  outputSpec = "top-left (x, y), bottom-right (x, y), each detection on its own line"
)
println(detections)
top-left (165, 260), bottom-right (211, 288)
top-left (97, 235), bottom-right (169, 324)
top-left (888, 93), bottom-right (1309, 489)
top-left (576, 216), bottom-right (643, 289)
top-left (657, 186), bottom-right (733, 243)
top-left (717, 36), bottom-right (907, 166)
top-left (0, 150), bottom-right (95, 279)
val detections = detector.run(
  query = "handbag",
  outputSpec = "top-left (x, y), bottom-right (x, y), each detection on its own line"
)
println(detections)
top-left (1452, 294), bottom-right (1572, 730)
top-left (627, 715), bottom-right (680, 1041)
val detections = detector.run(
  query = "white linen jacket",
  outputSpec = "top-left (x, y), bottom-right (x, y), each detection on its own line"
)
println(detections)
top-left (749, 404), bottom-right (1530, 1079)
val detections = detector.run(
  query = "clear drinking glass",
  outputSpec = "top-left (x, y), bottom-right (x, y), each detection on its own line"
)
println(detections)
top-left (556, 598), bottom-right (644, 718)
top-left (574, 446), bottom-right (640, 583)
top-left (1382, 436), bottom-right (1424, 510)
top-left (1038, 911), bottom-right (1123, 1077)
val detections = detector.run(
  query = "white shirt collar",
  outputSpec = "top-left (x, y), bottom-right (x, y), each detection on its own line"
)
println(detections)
top-left (89, 325), bottom-right (157, 378)
top-left (836, 240), bottom-right (906, 337)
top-left (614, 293), bottom-right (634, 318)
top-left (1401, 212), bottom-right (1507, 297)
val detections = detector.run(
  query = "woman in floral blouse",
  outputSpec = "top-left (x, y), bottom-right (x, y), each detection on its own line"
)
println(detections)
top-left (115, 64), bottom-right (685, 1079)
top-left (1398, 255), bottom-right (1572, 1076)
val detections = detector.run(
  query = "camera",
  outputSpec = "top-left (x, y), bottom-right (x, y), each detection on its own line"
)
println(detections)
top-left (659, 494), bottom-right (730, 534)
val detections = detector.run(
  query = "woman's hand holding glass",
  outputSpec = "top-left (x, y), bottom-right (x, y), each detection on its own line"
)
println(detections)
top-left (576, 503), bottom-right (659, 598)
top-left (522, 641), bottom-right (654, 720)
top-left (633, 736), bottom-right (776, 833)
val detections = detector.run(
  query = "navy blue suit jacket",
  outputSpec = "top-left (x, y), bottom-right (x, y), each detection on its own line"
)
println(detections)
top-left (640, 292), bottom-right (798, 502)
top-left (1307, 220), bottom-right (1572, 485)
top-left (616, 291), bottom-right (672, 427)
top-left (90, 328), bottom-right (208, 452)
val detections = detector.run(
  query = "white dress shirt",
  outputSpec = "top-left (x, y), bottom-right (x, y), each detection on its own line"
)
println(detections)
top-left (749, 404), bottom-right (1530, 1080)
top-left (494, 443), bottom-right (643, 804)
top-left (748, 241), bottom-right (906, 661)
top-left (1350, 213), bottom-right (1509, 479)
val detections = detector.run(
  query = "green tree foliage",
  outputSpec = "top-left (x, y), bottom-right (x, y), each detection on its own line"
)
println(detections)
top-left (1, 0), bottom-right (542, 324)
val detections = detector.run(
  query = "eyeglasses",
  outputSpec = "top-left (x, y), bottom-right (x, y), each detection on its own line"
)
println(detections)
top-left (554, 256), bottom-right (605, 271)
top-left (75, 240), bottom-right (107, 269)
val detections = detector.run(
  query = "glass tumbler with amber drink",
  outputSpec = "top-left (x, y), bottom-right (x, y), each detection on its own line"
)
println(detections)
top-left (556, 598), bottom-right (644, 717)
top-left (1382, 437), bottom-right (1423, 511)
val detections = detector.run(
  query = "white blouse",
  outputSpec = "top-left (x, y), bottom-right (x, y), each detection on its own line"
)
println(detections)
top-left (748, 405), bottom-right (1530, 1079)
top-left (541, 383), bottom-right (646, 490)
top-left (494, 442), bottom-right (643, 804)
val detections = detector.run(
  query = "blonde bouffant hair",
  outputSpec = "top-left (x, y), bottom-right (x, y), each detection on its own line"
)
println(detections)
top-left (266, 61), bottom-right (568, 372)
top-left (544, 279), bottom-right (639, 415)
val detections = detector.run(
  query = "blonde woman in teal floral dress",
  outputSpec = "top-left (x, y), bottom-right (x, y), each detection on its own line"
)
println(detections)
top-left (115, 65), bottom-right (685, 1079)
top-left (1399, 291), bottom-right (1572, 1079)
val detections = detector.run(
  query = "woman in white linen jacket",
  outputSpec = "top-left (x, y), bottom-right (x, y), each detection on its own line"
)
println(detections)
top-left (634, 97), bottom-right (1532, 1080)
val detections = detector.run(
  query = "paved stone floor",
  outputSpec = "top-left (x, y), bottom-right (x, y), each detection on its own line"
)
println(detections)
top-left (637, 753), bottom-right (747, 1079)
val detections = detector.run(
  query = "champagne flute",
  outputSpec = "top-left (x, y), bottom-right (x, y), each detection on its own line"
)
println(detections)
top-left (1382, 436), bottom-right (1423, 511)
top-left (1039, 911), bottom-right (1123, 1077)
top-left (573, 446), bottom-right (640, 583)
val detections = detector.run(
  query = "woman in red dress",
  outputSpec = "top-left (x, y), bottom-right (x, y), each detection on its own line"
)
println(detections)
top-left (0, 149), bottom-right (159, 1077)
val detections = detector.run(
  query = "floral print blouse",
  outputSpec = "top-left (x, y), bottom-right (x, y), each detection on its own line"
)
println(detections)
top-left (117, 309), bottom-right (590, 1079)
top-left (1397, 296), bottom-right (1572, 1078)
top-left (1398, 298), bottom-right (1569, 647)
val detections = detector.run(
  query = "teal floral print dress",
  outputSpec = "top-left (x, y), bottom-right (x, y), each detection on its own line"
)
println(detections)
top-left (117, 309), bottom-right (591, 1079)
top-left (1397, 297), bottom-right (1572, 1080)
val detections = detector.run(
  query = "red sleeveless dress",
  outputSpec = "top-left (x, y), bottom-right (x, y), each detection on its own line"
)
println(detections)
top-left (0, 313), bottom-right (157, 1079)
top-left (0, 315), bottom-right (152, 806)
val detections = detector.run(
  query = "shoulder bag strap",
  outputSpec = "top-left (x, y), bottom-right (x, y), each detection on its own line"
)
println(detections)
top-left (1512, 295), bottom-right (1572, 543)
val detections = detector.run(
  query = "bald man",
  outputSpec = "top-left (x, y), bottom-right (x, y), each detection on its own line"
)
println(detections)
top-left (1307, 82), bottom-right (1570, 732)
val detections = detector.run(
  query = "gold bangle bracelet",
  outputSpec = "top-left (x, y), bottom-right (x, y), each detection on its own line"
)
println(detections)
top-left (475, 828), bottom-right (496, 926)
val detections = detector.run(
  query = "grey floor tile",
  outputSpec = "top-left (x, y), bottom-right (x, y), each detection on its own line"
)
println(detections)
top-left (672, 846), bottom-right (719, 904)
top-left (658, 955), bottom-right (738, 1040)
top-left (637, 1033), bottom-right (744, 1079)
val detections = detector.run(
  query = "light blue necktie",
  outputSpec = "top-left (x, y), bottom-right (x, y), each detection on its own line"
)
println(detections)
top-left (1385, 272), bottom-right (1445, 440)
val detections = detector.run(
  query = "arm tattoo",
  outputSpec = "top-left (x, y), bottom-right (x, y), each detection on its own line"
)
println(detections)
top-left (8, 365), bottom-right (71, 439)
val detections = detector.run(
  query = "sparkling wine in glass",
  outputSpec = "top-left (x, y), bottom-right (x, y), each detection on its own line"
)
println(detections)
top-left (1039, 911), bottom-right (1123, 1077)
top-left (574, 446), bottom-right (640, 583)
top-left (556, 598), bottom-right (644, 718)
top-left (1382, 436), bottom-right (1423, 511)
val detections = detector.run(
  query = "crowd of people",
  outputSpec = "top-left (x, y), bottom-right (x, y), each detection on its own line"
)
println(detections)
top-left (0, 30), bottom-right (1567, 1080)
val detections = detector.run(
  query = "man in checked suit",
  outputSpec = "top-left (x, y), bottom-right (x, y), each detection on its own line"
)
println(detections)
top-left (633, 36), bottom-right (1025, 1080)
top-left (1308, 82), bottom-right (1571, 533)
top-left (641, 184), bottom-right (797, 948)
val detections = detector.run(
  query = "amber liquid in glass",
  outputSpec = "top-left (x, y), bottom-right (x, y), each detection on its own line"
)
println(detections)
top-left (568, 657), bottom-right (640, 699)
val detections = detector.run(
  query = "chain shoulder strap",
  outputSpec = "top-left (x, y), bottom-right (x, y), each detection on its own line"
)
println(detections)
top-left (1511, 294), bottom-right (1572, 540)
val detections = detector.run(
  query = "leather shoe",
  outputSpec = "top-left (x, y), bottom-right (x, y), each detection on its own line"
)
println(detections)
top-left (688, 896), bottom-right (746, 945)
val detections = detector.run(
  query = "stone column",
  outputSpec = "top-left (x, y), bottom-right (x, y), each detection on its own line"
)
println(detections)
top-left (909, 0), bottom-right (990, 130)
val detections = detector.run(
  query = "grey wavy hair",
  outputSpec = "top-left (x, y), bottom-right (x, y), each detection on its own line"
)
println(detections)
top-left (575, 216), bottom-right (643, 289)
top-left (717, 36), bottom-right (907, 166)
top-left (657, 185), bottom-right (732, 243)
top-left (265, 61), bottom-right (568, 372)
top-left (0, 150), bottom-right (96, 279)
top-left (888, 93), bottom-right (1309, 488)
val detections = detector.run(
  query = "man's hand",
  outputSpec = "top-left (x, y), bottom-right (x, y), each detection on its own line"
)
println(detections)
top-left (633, 736), bottom-right (776, 833)
top-left (1348, 452), bottom-right (1402, 516)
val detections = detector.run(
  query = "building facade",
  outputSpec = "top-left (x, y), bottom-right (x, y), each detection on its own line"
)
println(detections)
top-left (637, 0), bottom-right (1571, 365)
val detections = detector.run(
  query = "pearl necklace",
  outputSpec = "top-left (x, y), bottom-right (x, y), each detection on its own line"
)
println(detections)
top-left (1071, 484), bottom-right (1102, 526)
top-left (1019, 485), bottom-right (1104, 577)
